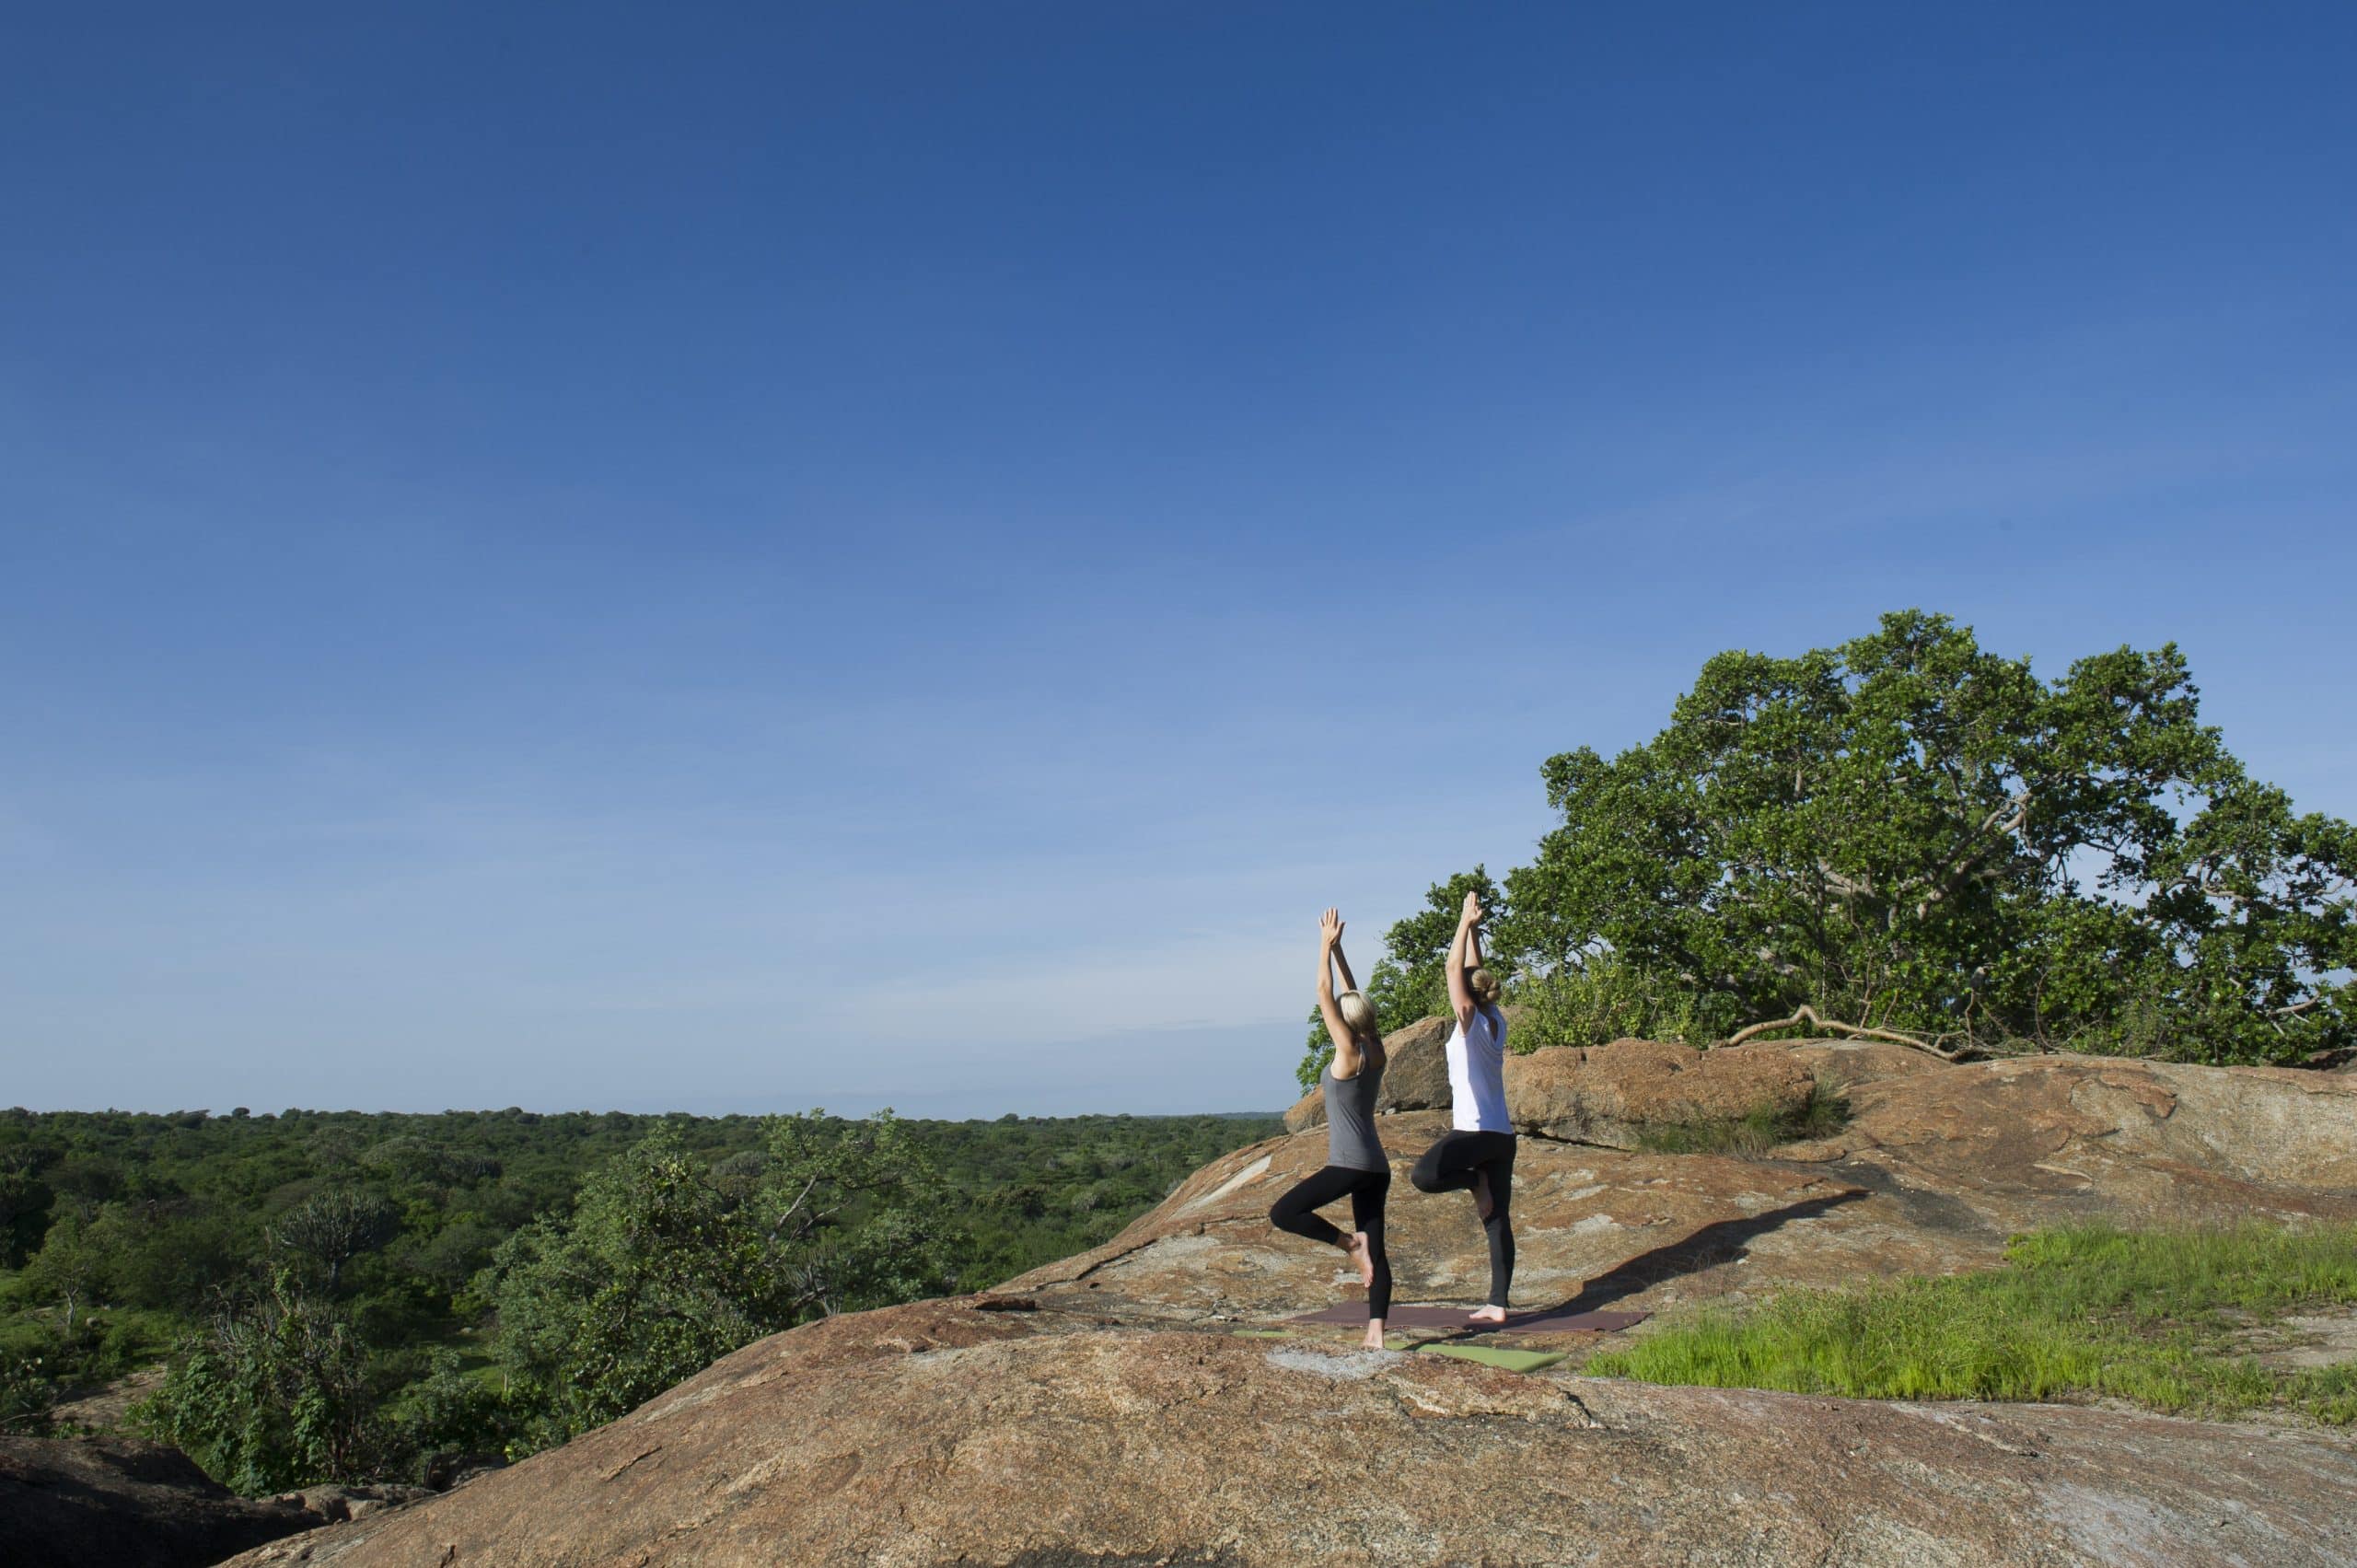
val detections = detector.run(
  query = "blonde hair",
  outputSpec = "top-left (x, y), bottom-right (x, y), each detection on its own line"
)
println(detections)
top-left (1468, 967), bottom-right (1503, 1007)
top-left (1335, 990), bottom-right (1382, 1047)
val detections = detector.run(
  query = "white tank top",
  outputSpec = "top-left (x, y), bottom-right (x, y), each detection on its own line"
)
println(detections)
top-left (1446, 1005), bottom-right (1512, 1132)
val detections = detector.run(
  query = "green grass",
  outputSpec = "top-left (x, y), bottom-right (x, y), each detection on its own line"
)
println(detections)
top-left (1629, 1076), bottom-right (1850, 1158)
top-left (1584, 1223), bottom-right (2357, 1425)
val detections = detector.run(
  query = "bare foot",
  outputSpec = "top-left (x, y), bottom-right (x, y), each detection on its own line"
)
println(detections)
top-left (1472, 1169), bottom-right (1494, 1223)
top-left (1362, 1320), bottom-right (1387, 1350)
top-left (1468, 1305), bottom-right (1508, 1326)
top-left (1344, 1232), bottom-right (1376, 1290)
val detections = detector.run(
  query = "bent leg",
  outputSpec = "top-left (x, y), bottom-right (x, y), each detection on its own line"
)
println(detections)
top-left (1269, 1165), bottom-right (1360, 1248)
top-left (1410, 1130), bottom-right (1485, 1194)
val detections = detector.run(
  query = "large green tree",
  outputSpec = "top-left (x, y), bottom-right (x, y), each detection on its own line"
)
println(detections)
top-left (753, 1109), bottom-right (964, 1318)
top-left (482, 1126), bottom-right (784, 1451)
top-left (273, 1186), bottom-right (399, 1295)
top-left (22, 1208), bottom-right (108, 1335)
top-left (1494, 611), bottom-right (2352, 1063)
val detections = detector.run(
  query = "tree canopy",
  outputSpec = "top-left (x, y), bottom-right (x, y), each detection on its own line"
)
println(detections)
top-left (1304, 611), bottom-right (2352, 1080)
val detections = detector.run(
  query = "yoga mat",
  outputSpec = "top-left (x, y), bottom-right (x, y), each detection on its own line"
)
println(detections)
top-left (1417, 1344), bottom-right (1568, 1374)
top-left (1282, 1303), bottom-right (1648, 1336)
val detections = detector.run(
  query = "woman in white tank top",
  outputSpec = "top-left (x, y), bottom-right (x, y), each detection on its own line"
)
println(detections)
top-left (1408, 890), bottom-right (1517, 1324)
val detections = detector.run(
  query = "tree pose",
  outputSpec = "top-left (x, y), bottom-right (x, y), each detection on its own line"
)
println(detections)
top-left (1410, 890), bottom-right (1515, 1324)
top-left (1268, 908), bottom-right (1393, 1348)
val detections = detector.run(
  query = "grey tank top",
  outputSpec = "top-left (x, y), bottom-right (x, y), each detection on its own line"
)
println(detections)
top-left (1325, 1051), bottom-right (1387, 1173)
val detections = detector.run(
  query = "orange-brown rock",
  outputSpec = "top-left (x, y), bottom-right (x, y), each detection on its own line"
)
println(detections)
top-left (1782, 1037), bottom-right (1953, 1091)
top-left (1786, 1052), bottom-right (2357, 1220)
top-left (1504, 1037), bottom-right (1816, 1146)
top-left (219, 1307), bottom-right (2357, 1567)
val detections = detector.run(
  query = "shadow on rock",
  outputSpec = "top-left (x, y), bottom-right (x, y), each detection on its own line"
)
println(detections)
top-left (1555, 1188), bottom-right (1871, 1313)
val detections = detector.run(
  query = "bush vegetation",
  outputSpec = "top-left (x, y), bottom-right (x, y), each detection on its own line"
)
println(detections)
top-left (1585, 1223), bottom-right (2357, 1425)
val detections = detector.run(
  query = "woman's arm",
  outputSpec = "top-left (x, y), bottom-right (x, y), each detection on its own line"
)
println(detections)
top-left (1317, 908), bottom-right (1361, 1078)
top-left (1446, 890), bottom-right (1480, 1026)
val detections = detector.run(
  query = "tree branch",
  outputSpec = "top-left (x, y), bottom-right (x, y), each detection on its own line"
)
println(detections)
top-left (1718, 1005), bottom-right (1968, 1060)
top-left (1815, 860), bottom-right (1875, 901)
top-left (768, 1175), bottom-right (821, 1242)
top-left (1910, 791), bottom-right (2035, 917)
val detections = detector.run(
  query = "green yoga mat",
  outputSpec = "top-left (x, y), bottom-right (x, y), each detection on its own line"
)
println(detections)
top-left (1415, 1343), bottom-right (1567, 1374)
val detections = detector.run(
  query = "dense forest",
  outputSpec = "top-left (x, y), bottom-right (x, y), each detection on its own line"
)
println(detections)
top-left (1303, 612), bottom-right (2355, 1086)
top-left (0, 1106), bottom-right (1281, 1490)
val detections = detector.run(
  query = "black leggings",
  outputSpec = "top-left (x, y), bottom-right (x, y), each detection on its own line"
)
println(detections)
top-left (1411, 1130), bottom-right (1516, 1307)
top-left (1268, 1165), bottom-right (1392, 1320)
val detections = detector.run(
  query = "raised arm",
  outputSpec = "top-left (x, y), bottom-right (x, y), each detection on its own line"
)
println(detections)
top-left (1329, 923), bottom-right (1360, 994)
top-left (1446, 890), bottom-right (1480, 1026)
top-left (1316, 908), bottom-right (1362, 1079)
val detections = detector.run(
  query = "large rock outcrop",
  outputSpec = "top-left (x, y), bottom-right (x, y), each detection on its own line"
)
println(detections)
top-left (221, 1047), bottom-right (2357, 1566)
top-left (1778, 1051), bottom-right (2357, 1220)
top-left (1504, 1037), bottom-right (1817, 1146)
top-left (1782, 1038), bottom-right (1952, 1092)
top-left (219, 1299), bottom-right (2357, 1567)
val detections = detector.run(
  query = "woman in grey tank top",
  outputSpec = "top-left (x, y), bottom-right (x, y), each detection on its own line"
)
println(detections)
top-left (1268, 908), bottom-right (1394, 1348)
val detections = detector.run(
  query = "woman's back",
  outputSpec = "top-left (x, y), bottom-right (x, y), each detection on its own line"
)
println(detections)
top-left (1446, 1005), bottom-right (1511, 1132)
top-left (1326, 1048), bottom-right (1387, 1172)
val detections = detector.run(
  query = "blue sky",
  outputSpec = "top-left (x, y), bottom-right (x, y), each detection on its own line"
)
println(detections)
top-left (4, 4), bottom-right (2352, 1116)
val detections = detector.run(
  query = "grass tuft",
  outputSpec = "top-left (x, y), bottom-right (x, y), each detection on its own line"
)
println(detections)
top-left (1585, 1222), bottom-right (2357, 1424)
top-left (1629, 1076), bottom-right (1850, 1158)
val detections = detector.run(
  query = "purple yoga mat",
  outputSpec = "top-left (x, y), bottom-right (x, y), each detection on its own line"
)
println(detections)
top-left (1283, 1303), bottom-right (1648, 1335)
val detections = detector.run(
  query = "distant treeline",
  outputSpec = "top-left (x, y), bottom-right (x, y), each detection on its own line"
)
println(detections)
top-left (0, 1104), bottom-right (1281, 1491)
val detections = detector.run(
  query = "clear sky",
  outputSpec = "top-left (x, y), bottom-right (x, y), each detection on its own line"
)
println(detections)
top-left (5, 5), bottom-right (2351, 1117)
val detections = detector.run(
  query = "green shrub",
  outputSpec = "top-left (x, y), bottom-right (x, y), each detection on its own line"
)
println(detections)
top-left (0, 1342), bottom-right (55, 1435)
top-left (138, 1270), bottom-right (385, 1493)
top-left (380, 1349), bottom-right (505, 1483)
top-left (1515, 950), bottom-right (1706, 1052)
